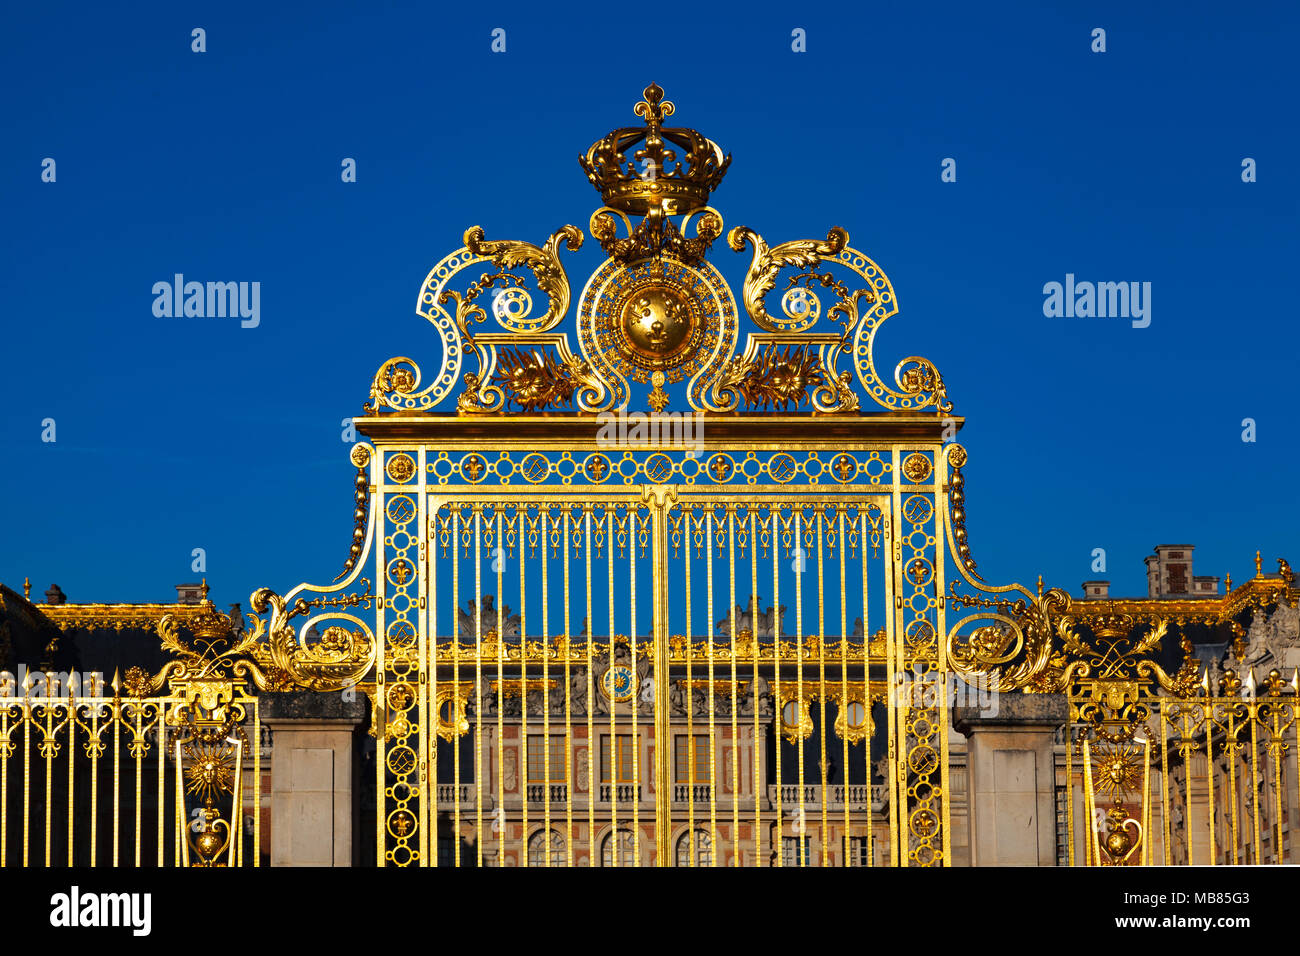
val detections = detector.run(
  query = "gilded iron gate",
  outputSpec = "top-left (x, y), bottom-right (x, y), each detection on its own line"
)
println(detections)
top-left (348, 82), bottom-right (978, 866)
top-left (359, 425), bottom-right (962, 866)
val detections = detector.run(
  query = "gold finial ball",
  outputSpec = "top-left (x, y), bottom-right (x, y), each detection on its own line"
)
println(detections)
top-left (1106, 829), bottom-right (1132, 858)
top-left (196, 830), bottom-right (222, 858)
top-left (620, 285), bottom-right (695, 360)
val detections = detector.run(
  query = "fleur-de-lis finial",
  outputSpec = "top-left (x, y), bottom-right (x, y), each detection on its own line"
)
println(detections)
top-left (634, 83), bottom-right (674, 130)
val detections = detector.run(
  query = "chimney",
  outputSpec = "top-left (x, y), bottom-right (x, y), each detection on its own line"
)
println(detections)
top-left (1148, 545), bottom-right (1196, 597)
top-left (43, 583), bottom-right (67, 605)
top-left (175, 583), bottom-right (205, 605)
top-left (1193, 575), bottom-right (1220, 596)
top-left (1081, 580), bottom-right (1110, 600)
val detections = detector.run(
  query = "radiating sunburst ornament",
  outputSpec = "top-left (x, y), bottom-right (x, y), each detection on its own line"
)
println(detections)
top-left (185, 740), bottom-right (237, 803)
top-left (1092, 741), bottom-right (1143, 801)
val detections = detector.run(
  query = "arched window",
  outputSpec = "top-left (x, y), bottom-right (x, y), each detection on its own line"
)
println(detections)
top-left (675, 827), bottom-right (712, 867)
top-left (601, 827), bottom-right (637, 867)
top-left (526, 828), bottom-right (566, 866)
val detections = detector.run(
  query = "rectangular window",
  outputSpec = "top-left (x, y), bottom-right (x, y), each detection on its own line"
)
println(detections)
top-left (527, 735), bottom-right (568, 784)
top-left (782, 835), bottom-right (812, 867)
top-left (847, 835), bottom-right (870, 867)
top-left (674, 735), bottom-right (711, 783)
top-left (600, 735), bottom-right (637, 783)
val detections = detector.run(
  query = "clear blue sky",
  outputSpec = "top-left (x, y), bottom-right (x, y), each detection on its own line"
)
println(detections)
top-left (1, 1), bottom-right (1295, 607)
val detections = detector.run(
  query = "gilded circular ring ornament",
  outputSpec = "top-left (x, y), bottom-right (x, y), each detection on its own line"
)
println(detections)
top-left (519, 453), bottom-right (551, 483)
top-left (491, 287), bottom-right (533, 323)
top-left (386, 495), bottom-right (415, 523)
top-left (901, 453), bottom-right (932, 483)
top-left (645, 453), bottom-right (675, 483)
top-left (386, 453), bottom-right (416, 484)
top-left (578, 255), bottom-right (736, 404)
top-left (582, 454), bottom-right (612, 483)
top-left (768, 453), bottom-right (798, 483)
top-left (779, 286), bottom-right (821, 329)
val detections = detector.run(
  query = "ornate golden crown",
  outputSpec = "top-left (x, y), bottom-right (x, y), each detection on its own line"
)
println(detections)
top-left (579, 83), bottom-right (731, 216)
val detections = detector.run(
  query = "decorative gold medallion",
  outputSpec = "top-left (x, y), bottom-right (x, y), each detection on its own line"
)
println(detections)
top-left (386, 453), bottom-right (416, 483)
top-left (578, 254), bottom-right (736, 407)
top-left (901, 452), bottom-right (932, 483)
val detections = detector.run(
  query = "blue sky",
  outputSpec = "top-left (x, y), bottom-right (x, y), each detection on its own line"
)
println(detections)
top-left (1, 1), bottom-right (1295, 607)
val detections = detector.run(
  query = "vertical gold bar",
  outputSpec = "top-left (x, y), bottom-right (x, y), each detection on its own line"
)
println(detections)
top-left (473, 507), bottom-right (484, 867)
top-left (706, 510), bottom-right (717, 866)
top-left (417, 449), bottom-right (429, 868)
top-left (134, 704), bottom-right (143, 867)
top-left (816, 507), bottom-right (828, 866)
top-left (839, 506), bottom-right (849, 866)
top-left (541, 507), bottom-right (551, 866)
top-left (860, 510), bottom-right (872, 867)
top-left (90, 704), bottom-right (98, 867)
top-left (584, 506), bottom-right (595, 867)
top-left (883, 508), bottom-right (900, 867)
top-left (607, 507), bottom-right (617, 864)
top-left (497, 508), bottom-right (506, 869)
top-left (45, 699), bottom-right (53, 866)
top-left (1082, 739), bottom-right (1099, 866)
top-left (1228, 708), bottom-right (1239, 865)
top-left (112, 691), bottom-right (120, 868)
top-left (374, 467), bottom-right (387, 867)
top-left (684, 508), bottom-right (694, 864)
top-left (1066, 729), bottom-right (1075, 867)
top-left (156, 712), bottom-right (164, 867)
top-left (563, 507), bottom-right (574, 867)
top-left (795, 510), bottom-right (805, 866)
top-left (518, 510), bottom-right (528, 866)
top-left (652, 496), bottom-right (672, 868)
top-left (1250, 702), bottom-right (1261, 864)
top-left (629, 507), bottom-right (640, 865)
top-left (173, 737), bottom-right (187, 866)
top-left (429, 504), bottom-right (440, 867)
top-left (1180, 709), bottom-right (1194, 865)
top-left (1160, 702), bottom-right (1171, 865)
top-left (1141, 735), bottom-right (1151, 866)
top-left (728, 506), bottom-right (740, 866)
top-left (69, 697), bottom-right (77, 866)
top-left (227, 737), bottom-right (243, 867)
top-left (1273, 705), bottom-right (1284, 863)
top-left (253, 702), bottom-right (261, 867)
top-left (1206, 703), bottom-right (1216, 864)
top-left (772, 509), bottom-right (782, 867)
top-left (21, 693), bottom-right (30, 867)
top-left (751, 509), bottom-right (761, 869)
top-left (452, 508), bottom-right (462, 867)
top-left (1, 707), bottom-right (8, 867)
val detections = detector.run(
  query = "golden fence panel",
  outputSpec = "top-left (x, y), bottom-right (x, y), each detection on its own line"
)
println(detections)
top-left (409, 489), bottom-right (932, 866)
top-left (0, 679), bottom-right (260, 867)
top-left (1070, 692), bottom-right (1300, 866)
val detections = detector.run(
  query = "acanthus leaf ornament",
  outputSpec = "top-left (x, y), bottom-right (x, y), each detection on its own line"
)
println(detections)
top-left (727, 226), bottom-right (850, 333)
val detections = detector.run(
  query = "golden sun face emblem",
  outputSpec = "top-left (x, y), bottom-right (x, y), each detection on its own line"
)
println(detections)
top-left (1092, 742), bottom-right (1144, 801)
